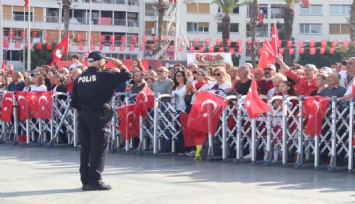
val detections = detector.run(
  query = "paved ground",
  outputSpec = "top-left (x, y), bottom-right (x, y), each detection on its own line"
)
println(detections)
top-left (0, 144), bottom-right (354, 204)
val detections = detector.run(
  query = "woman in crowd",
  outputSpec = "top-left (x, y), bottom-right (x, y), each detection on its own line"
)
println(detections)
top-left (310, 73), bottom-right (327, 96)
top-left (52, 74), bottom-right (67, 94)
top-left (22, 76), bottom-right (33, 92)
top-left (146, 77), bottom-right (155, 91)
top-left (132, 59), bottom-right (145, 71)
top-left (207, 67), bottom-right (232, 97)
top-left (31, 74), bottom-right (47, 92)
top-left (171, 70), bottom-right (188, 154)
top-left (0, 75), bottom-right (12, 91)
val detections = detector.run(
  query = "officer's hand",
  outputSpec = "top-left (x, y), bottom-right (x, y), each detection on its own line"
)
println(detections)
top-left (111, 58), bottom-right (123, 66)
top-left (110, 68), bottom-right (120, 73)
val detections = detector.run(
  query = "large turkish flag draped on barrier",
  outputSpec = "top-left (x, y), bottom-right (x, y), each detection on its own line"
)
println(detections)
top-left (117, 104), bottom-right (139, 141)
top-left (303, 96), bottom-right (330, 136)
top-left (180, 113), bottom-right (208, 146)
top-left (188, 90), bottom-right (228, 135)
top-left (134, 86), bottom-right (154, 118)
top-left (245, 78), bottom-right (270, 119)
top-left (16, 92), bottom-right (30, 120)
top-left (28, 92), bottom-right (53, 119)
top-left (1, 92), bottom-right (14, 123)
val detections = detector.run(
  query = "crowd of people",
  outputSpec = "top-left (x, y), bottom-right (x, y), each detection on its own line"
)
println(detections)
top-left (1, 53), bottom-right (355, 163)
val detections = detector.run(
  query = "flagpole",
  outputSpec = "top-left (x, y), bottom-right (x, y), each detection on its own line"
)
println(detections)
top-left (0, 0), bottom-right (4, 68)
top-left (23, 5), bottom-right (26, 67)
top-left (26, 0), bottom-right (31, 71)
top-left (88, 0), bottom-right (92, 51)
top-left (58, 0), bottom-right (62, 42)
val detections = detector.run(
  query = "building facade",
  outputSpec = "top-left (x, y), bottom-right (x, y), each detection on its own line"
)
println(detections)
top-left (0, 0), bottom-right (352, 69)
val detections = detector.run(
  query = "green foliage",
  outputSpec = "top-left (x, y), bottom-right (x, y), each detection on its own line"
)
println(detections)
top-left (342, 43), bottom-right (355, 60)
top-left (211, 0), bottom-right (241, 14)
top-left (21, 43), bottom-right (54, 70)
top-left (297, 42), bottom-right (343, 68)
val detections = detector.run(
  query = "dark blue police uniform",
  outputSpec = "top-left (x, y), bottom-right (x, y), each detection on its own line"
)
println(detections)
top-left (70, 51), bottom-right (131, 191)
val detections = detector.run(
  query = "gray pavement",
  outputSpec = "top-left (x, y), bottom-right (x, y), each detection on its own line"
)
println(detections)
top-left (0, 145), bottom-right (354, 204)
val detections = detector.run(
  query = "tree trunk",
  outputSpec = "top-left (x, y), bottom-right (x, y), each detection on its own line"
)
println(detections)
top-left (249, 0), bottom-right (259, 68)
top-left (350, 0), bottom-right (355, 43)
top-left (221, 14), bottom-right (231, 49)
top-left (62, 0), bottom-right (71, 38)
top-left (156, 0), bottom-right (165, 56)
top-left (283, 2), bottom-right (294, 65)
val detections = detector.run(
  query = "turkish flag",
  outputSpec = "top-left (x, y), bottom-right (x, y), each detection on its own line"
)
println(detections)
top-left (236, 40), bottom-right (242, 47)
top-left (24, 0), bottom-right (29, 6)
top-left (163, 36), bottom-right (168, 43)
top-left (180, 113), bottom-right (208, 147)
top-left (299, 47), bottom-right (305, 54)
top-left (78, 43), bottom-right (84, 51)
top-left (303, 96), bottom-right (330, 136)
top-left (237, 47), bottom-right (243, 54)
top-left (120, 35), bottom-right (126, 42)
top-left (20, 31), bottom-right (26, 39)
top-left (310, 48), bottom-right (316, 55)
top-left (332, 40), bottom-right (338, 48)
top-left (32, 31), bottom-right (38, 38)
top-left (193, 38), bottom-right (199, 45)
top-left (301, 0), bottom-right (309, 8)
top-left (119, 44), bottom-right (125, 51)
top-left (189, 46), bottom-right (195, 53)
top-left (287, 40), bottom-right (293, 48)
top-left (198, 47), bottom-right (204, 53)
top-left (142, 36), bottom-right (147, 43)
top-left (76, 34), bottom-right (83, 42)
top-left (50, 34), bottom-right (69, 65)
top-left (14, 41), bottom-right (21, 48)
top-left (321, 40), bottom-right (327, 49)
top-left (28, 92), bottom-right (53, 120)
top-left (352, 77), bottom-right (355, 97)
top-left (309, 40), bottom-right (316, 48)
top-left (117, 104), bottom-right (139, 141)
top-left (245, 78), bottom-right (270, 119)
top-left (134, 86), bottom-right (154, 118)
top-left (226, 39), bottom-right (232, 47)
top-left (289, 48), bottom-right (295, 55)
top-left (99, 44), bottom-right (104, 51)
top-left (298, 40), bottom-right (304, 48)
top-left (47, 42), bottom-right (53, 50)
top-left (100, 35), bottom-right (105, 42)
top-left (215, 39), bottom-right (222, 47)
top-left (35, 42), bottom-right (43, 50)
top-left (16, 92), bottom-right (30, 120)
top-left (188, 90), bottom-right (228, 135)
top-left (257, 39), bottom-right (275, 68)
top-left (229, 48), bottom-right (235, 55)
top-left (270, 23), bottom-right (279, 55)
top-left (139, 44), bottom-right (145, 51)
top-left (9, 30), bottom-right (15, 39)
top-left (110, 35), bottom-right (116, 43)
top-left (3, 40), bottom-right (10, 48)
top-left (153, 36), bottom-right (158, 43)
top-left (129, 44), bottom-right (135, 51)
top-left (1, 92), bottom-right (14, 123)
top-left (131, 35), bottom-right (137, 44)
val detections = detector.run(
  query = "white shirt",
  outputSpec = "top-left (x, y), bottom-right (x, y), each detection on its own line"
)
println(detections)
top-left (207, 81), bottom-right (232, 97)
top-left (172, 85), bottom-right (187, 111)
top-left (339, 70), bottom-right (354, 95)
top-left (69, 62), bottom-right (83, 70)
top-left (30, 85), bottom-right (47, 92)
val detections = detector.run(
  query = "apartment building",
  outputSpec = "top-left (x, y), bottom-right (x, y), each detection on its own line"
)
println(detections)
top-left (1, 0), bottom-right (352, 68)
top-left (1, 0), bottom-right (144, 69)
top-left (144, 0), bottom-right (352, 63)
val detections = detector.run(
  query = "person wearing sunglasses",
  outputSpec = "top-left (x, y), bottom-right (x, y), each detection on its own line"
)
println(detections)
top-left (207, 67), bottom-right (232, 97)
top-left (153, 66), bottom-right (173, 95)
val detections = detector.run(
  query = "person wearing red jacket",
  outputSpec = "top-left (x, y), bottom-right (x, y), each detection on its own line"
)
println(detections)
top-left (275, 54), bottom-right (317, 96)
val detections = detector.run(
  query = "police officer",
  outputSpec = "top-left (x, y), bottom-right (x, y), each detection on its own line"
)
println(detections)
top-left (71, 51), bottom-right (132, 191)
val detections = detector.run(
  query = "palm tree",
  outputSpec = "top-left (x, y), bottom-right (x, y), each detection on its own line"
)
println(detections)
top-left (350, 0), bottom-right (355, 43)
top-left (248, 0), bottom-right (259, 67)
top-left (156, 0), bottom-right (168, 54)
top-left (283, 0), bottom-right (295, 65)
top-left (212, 0), bottom-right (240, 48)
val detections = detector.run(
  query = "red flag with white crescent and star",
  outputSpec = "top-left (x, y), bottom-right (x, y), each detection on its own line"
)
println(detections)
top-left (303, 96), bottom-right (330, 136)
top-left (134, 86), bottom-right (154, 118)
top-left (50, 34), bottom-right (70, 65)
top-left (180, 113), bottom-right (208, 146)
top-left (16, 91), bottom-right (30, 120)
top-left (117, 104), bottom-right (139, 141)
top-left (270, 22), bottom-right (279, 55)
top-left (28, 92), bottom-right (53, 119)
top-left (245, 78), bottom-right (270, 119)
top-left (1, 92), bottom-right (14, 123)
top-left (187, 90), bottom-right (228, 135)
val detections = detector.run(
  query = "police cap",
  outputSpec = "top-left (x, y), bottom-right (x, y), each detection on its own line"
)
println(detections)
top-left (87, 51), bottom-right (111, 62)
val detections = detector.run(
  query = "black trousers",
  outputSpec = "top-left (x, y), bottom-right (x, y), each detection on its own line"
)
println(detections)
top-left (78, 110), bottom-right (110, 186)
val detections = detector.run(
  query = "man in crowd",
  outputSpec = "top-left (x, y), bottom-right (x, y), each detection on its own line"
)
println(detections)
top-left (66, 67), bottom-right (83, 93)
top-left (258, 64), bottom-right (276, 95)
top-left (235, 64), bottom-right (252, 95)
top-left (319, 73), bottom-right (346, 97)
top-left (8, 71), bottom-right (25, 91)
top-left (275, 55), bottom-right (317, 96)
top-left (153, 66), bottom-right (173, 95)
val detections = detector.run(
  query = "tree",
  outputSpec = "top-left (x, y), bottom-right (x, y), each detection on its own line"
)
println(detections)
top-left (248, 0), bottom-right (258, 68)
top-left (156, 0), bottom-right (168, 54)
top-left (212, 0), bottom-right (240, 47)
top-left (21, 43), bottom-right (53, 70)
top-left (282, 0), bottom-right (295, 65)
top-left (350, 0), bottom-right (355, 42)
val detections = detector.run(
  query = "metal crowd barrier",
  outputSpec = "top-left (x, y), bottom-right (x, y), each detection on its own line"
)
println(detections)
top-left (1, 91), bottom-right (354, 172)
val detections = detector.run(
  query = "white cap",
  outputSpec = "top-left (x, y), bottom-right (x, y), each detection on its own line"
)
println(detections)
top-left (320, 66), bottom-right (332, 74)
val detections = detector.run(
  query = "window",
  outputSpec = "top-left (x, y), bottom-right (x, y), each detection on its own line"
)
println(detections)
top-left (330, 5), bottom-right (351, 15)
top-left (246, 24), bottom-right (268, 37)
top-left (300, 5), bottom-right (322, 15)
top-left (329, 24), bottom-right (351, 35)
top-left (217, 23), bottom-right (239, 33)
top-left (13, 11), bottom-right (33, 21)
top-left (247, 4), bottom-right (267, 18)
top-left (271, 6), bottom-right (284, 18)
top-left (187, 3), bottom-right (209, 13)
top-left (6, 50), bottom-right (21, 61)
top-left (187, 22), bottom-right (209, 33)
top-left (300, 24), bottom-right (322, 34)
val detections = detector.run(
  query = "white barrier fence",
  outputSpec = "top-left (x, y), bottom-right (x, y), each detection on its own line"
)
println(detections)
top-left (0, 91), bottom-right (354, 172)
